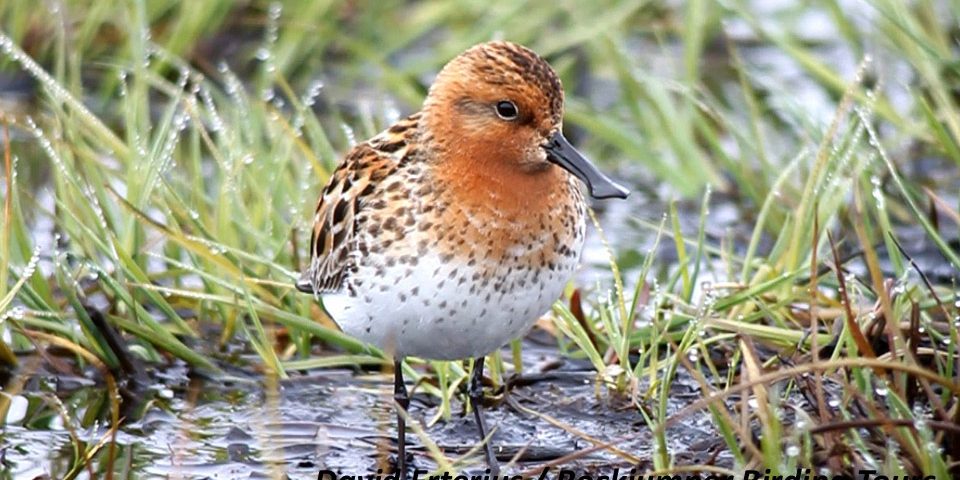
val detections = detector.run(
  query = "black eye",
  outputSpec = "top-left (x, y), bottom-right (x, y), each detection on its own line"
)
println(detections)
top-left (495, 100), bottom-right (518, 120)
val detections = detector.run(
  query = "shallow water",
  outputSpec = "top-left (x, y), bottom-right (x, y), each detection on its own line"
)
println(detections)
top-left (2, 342), bottom-right (733, 478)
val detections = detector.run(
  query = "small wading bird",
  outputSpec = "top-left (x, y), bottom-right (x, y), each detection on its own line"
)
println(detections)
top-left (297, 40), bottom-right (628, 474)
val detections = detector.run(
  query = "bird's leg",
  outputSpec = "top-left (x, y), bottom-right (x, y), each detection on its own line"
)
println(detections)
top-left (469, 356), bottom-right (500, 474)
top-left (394, 359), bottom-right (410, 477)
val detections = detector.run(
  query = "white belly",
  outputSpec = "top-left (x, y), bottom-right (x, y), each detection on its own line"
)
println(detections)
top-left (321, 250), bottom-right (579, 360)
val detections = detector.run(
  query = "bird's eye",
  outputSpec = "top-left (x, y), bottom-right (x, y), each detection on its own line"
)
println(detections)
top-left (495, 100), bottom-right (518, 120)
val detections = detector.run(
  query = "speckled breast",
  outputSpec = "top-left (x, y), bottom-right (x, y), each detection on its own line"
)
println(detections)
top-left (322, 172), bottom-right (588, 360)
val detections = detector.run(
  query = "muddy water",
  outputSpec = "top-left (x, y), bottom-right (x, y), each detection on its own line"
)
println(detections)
top-left (2, 343), bottom-right (730, 478)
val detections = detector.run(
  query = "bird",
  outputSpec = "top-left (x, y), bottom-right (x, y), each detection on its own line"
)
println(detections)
top-left (296, 40), bottom-right (628, 474)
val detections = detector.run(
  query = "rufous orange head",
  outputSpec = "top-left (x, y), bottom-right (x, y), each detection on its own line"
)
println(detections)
top-left (422, 41), bottom-right (629, 200)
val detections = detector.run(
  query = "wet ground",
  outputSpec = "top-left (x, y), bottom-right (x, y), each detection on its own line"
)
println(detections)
top-left (2, 339), bottom-right (732, 479)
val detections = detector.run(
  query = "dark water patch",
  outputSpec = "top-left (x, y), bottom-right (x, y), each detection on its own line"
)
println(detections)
top-left (2, 344), bottom-right (740, 477)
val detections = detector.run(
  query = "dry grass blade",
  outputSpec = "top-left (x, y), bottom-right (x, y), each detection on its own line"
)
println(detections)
top-left (809, 417), bottom-right (960, 436)
top-left (827, 231), bottom-right (876, 359)
top-left (738, 336), bottom-right (776, 456)
top-left (0, 121), bottom-right (16, 368)
top-left (808, 209), bottom-right (834, 454)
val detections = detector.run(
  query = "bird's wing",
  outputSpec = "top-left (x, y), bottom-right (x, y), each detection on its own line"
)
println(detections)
top-left (297, 114), bottom-right (420, 294)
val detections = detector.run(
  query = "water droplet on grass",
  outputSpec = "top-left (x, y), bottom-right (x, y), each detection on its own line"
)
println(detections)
top-left (875, 383), bottom-right (888, 396)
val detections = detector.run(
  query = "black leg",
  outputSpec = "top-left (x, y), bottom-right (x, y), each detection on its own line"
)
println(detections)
top-left (469, 356), bottom-right (500, 474)
top-left (394, 359), bottom-right (409, 477)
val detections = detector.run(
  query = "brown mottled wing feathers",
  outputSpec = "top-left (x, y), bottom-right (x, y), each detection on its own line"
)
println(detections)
top-left (297, 114), bottom-right (418, 294)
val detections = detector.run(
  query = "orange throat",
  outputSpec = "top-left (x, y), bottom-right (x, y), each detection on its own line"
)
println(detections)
top-left (436, 153), bottom-right (568, 219)
top-left (426, 151), bottom-right (580, 268)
